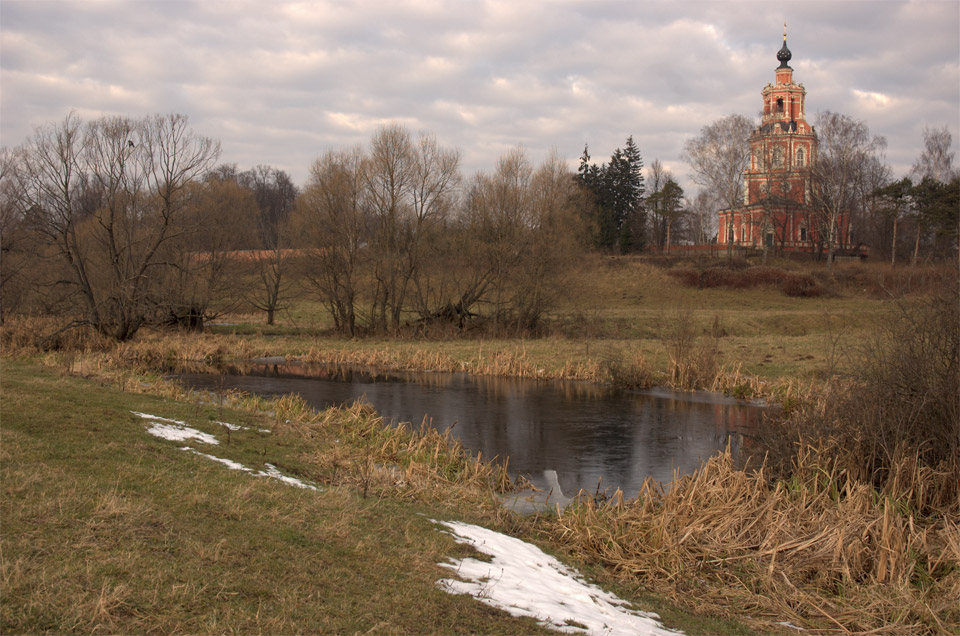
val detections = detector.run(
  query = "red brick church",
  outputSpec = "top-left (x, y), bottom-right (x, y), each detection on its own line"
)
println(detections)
top-left (718, 30), bottom-right (851, 254)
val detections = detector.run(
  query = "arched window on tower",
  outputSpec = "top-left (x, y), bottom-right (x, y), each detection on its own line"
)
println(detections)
top-left (773, 147), bottom-right (784, 167)
top-left (776, 98), bottom-right (784, 112)
top-left (796, 148), bottom-right (804, 167)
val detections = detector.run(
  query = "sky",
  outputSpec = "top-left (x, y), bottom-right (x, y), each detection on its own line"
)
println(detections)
top-left (2, 0), bottom-right (958, 195)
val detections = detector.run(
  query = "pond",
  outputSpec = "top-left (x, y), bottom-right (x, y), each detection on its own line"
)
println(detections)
top-left (175, 361), bottom-right (761, 498)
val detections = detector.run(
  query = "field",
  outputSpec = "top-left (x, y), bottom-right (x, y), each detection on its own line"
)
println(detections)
top-left (2, 255), bottom-right (957, 634)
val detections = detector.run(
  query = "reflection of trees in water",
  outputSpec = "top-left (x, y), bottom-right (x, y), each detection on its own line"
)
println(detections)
top-left (177, 362), bottom-right (761, 495)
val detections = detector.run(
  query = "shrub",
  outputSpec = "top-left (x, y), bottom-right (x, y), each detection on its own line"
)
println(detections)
top-left (781, 273), bottom-right (823, 297)
top-left (768, 280), bottom-right (959, 515)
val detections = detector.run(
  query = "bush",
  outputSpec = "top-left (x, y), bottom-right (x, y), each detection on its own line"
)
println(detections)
top-left (768, 279), bottom-right (960, 515)
top-left (781, 273), bottom-right (823, 297)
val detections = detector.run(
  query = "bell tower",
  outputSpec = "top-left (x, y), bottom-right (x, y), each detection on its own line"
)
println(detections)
top-left (720, 26), bottom-right (822, 252)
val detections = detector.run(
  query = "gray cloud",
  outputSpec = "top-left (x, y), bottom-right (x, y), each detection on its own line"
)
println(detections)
top-left (2, 0), bottom-right (957, 192)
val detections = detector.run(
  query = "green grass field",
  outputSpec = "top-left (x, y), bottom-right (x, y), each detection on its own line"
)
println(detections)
top-left (202, 256), bottom-right (915, 393)
top-left (3, 256), bottom-right (953, 634)
top-left (1, 357), bottom-right (760, 635)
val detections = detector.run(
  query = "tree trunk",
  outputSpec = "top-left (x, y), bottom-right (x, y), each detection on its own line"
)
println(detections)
top-left (890, 215), bottom-right (898, 266)
top-left (912, 221), bottom-right (921, 266)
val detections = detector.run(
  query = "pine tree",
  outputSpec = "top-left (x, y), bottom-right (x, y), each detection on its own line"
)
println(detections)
top-left (575, 137), bottom-right (646, 252)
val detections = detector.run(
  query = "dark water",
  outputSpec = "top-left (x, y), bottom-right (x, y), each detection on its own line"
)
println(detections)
top-left (175, 362), bottom-right (761, 497)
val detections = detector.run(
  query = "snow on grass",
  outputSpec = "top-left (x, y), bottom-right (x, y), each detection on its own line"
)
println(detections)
top-left (180, 447), bottom-right (318, 491)
top-left (215, 420), bottom-right (271, 434)
top-left (136, 411), bottom-right (315, 490)
top-left (143, 421), bottom-right (220, 445)
top-left (260, 463), bottom-right (318, 490)
top-left (131, 411), bottom-right (187, 426)
top-left (182, 447), bottom-right (250, 471)
top-left (435, 520), bottom-right (684, 636)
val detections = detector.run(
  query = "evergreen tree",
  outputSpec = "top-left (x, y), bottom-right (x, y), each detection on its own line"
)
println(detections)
top-left (575, 136), bottom-right (645, 252)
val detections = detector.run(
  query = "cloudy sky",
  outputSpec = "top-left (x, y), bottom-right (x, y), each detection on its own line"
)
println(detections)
top-left (2, 0), bottom-right (958, 194)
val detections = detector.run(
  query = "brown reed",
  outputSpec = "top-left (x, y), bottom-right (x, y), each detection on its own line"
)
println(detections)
top-left (545, 447), bottom-right (959, 634)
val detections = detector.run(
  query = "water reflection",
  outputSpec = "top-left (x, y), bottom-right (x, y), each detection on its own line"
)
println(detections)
top-left (175, 362), bottom-right (759, 497)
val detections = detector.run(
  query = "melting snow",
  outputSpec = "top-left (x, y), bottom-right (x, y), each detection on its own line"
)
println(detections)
top-left (131, 411), bottom-right (187, 426)
top-left (136, 411), bottom-right (315, 490)
top-left (181, 447), bottom-right (249, 471)
top-left (435, 520), bottom-right (684, 636)
top-left (144, 421), bottom-right (220, 445)
top-left (180, 447), bottom-right (318, 490)
top-left (215, 420), bottom-right (271, 434)
top-left (260, 463), bottom-right (318, 490)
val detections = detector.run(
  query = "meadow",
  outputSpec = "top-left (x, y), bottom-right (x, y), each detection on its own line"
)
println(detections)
top-left (2, 255), bottom-right (957, 634)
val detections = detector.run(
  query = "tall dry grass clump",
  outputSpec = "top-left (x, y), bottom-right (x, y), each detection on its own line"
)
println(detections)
top-left (548, 448), bottom-right (959, 633)
top-left (271, 396), bottom-right (520, 505)
top-left (766, 281), bottom-right (959, 516)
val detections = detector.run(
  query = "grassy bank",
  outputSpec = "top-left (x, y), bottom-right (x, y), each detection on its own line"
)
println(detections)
top-left (2, 357), bottom-right (753, 635)
top-left (3, 257), bottom-right (957, 633)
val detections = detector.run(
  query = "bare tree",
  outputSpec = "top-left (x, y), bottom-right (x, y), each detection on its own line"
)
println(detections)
top-left (407, 133), bottom-right (462, 320)
top-left (460, 148), bottom-right (582, 335)
top-left (295, 148), bottom-right (368, 336)
top-left (684, 114), bottom-right (753, 257)
top-left (0, 147), bottom-right (31, 323)
top-left (688, 190), bottom-right (716, 245)
top-left (239, 165), bottom-right (298, 325)
top-left (808, 111), bottom-right (886, 269)
top-left (911, 125), bottom-right (957, 184)
top-left (854, 153), bottom-right (892, 260)
top-left (166, 175), bottom-right (258, 328)
top-left (361, 124), bottom-right (462, 333)
top-left (646, 159), bottom-right (685, 251)
top-left (16, 113), bottom-right (220, 340)
top-left (909, 126), bottom-right (958, 264)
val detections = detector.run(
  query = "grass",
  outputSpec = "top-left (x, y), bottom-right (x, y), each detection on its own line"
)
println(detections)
top-left (544, 449), bottom-right (959, 634)
top-left (3, 257), bottom-right (955, 634)
top-left (1, 356), bottom-right (756, 635)
top-left (194, 256), bottom-right (898, 393)
top-left (0, 358), bottom-right (545, 634)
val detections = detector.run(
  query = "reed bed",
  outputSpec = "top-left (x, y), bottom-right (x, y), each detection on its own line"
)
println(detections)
top-left (546, 447), bottom-right (959, 634)
top-left (266, 394), bottom-right (522, 505)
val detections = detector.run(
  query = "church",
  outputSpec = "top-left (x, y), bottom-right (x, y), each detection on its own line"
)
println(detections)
top-left (717, 30), bottom-right (851, 255)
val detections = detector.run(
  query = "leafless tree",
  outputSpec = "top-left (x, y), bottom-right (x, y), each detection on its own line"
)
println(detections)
top-left (166, 175), bottom-right (258, 328)
top-left (460, 148), bottom-right (582, 335)
top-left (0, 147), bottom-right (32, 323)
top-left (911, 125), bottom-right (957, 184)
top-left (646, 159), bottom-right (685, 251)
top-left (295, 148), bottom-right (368, 336)
top-left (688, 190), bottom-right (716, 245)
top-left (239, 165), bottom-right (298, 325)
top-left (808, 111), bottom-right (886, 269)
top-left (684, 114), bottom-right (753, 257)
top-left (853, 153), bottom-right (892, 260)
top-left (360, 124), bottom-right (462, 333)
top-left (15, 113), bottom-right (220, 339)
top-left (909, 126), bottom-right (958, 264)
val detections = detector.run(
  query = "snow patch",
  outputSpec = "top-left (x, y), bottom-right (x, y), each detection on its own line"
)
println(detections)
top-left (180, 449), bottom-right (318, 491)
top-left (261, 463), bottom-right (318, 490)
top-left (131, 411), bottom-right (187, 426)
top-left (182, 447), bottom-right (249, 471)
top-left (215, 420), bottom-right (271, 434)
top-left (145, 421), bottom-right (220, 445)
top-left (435, 520), bottom-right (684, 636)
top-left (137, 411), bottom-right (314, 490)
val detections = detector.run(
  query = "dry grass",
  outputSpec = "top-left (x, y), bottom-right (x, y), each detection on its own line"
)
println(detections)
top-left (264, 395), bottom-right (524, 504)
top-left (545, 447), bottom-right (960, 634)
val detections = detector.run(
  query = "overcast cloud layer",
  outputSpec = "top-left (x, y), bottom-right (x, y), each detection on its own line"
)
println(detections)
top-left (2, 0), bottom-right (958, 193)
